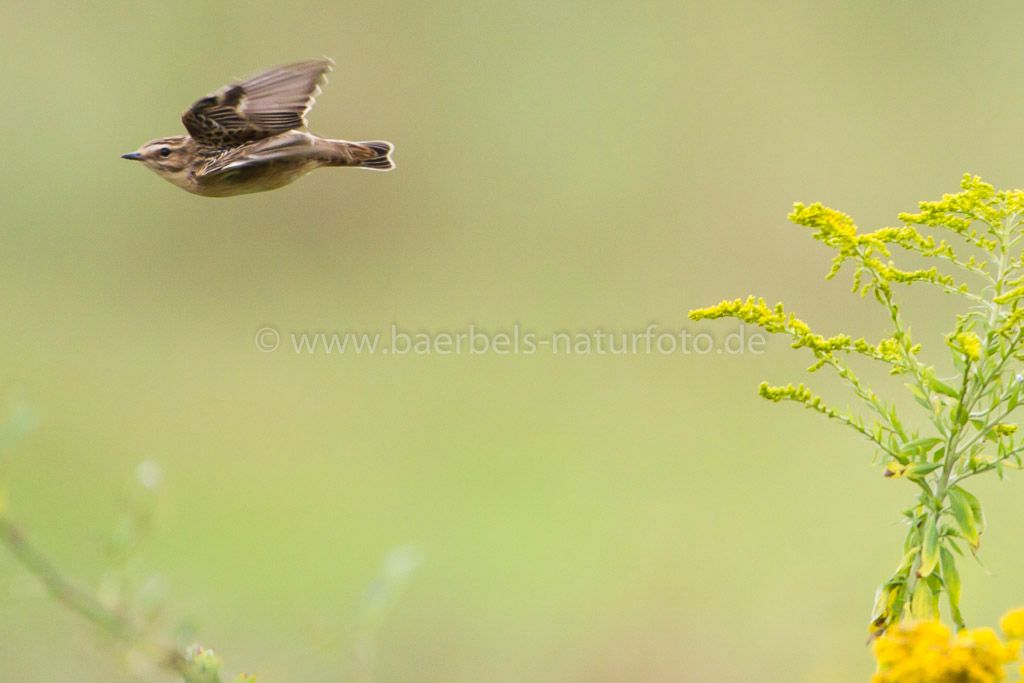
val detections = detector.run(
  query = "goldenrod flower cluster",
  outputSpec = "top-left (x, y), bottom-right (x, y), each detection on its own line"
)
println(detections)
top-left (953, 331), bottom-right (984, 361)
top-left (789, 202), bottom-right (959, 294)
top-left (899, 175), bottom-right (1024, 246)
top-left (872, 618), bottom-right (1020, 683)
top-left (688, 296), bottom-right (852, 354)
top-left (693, 175), bottom-right (1024, 642)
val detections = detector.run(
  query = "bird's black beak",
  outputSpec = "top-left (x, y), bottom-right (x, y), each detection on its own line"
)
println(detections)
top-left (121, 152), bottom-right (143, 160)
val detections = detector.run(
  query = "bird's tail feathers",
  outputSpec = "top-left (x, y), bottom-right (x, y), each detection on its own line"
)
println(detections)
top-left (357, 141), bottom-right (395, 171)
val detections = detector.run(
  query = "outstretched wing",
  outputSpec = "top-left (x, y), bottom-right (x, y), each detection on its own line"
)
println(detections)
top-left (182, 59), bottom-right (333, 147)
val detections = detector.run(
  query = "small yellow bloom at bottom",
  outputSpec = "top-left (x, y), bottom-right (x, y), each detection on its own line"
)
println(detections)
top-left (873, 620), bottom-right (1018, 683)
top-left (1000, 607), bottom-right (1024, 639)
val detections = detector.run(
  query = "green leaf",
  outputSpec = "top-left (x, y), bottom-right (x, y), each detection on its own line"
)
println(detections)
top-left (905, 383), bottom-right (930, 408)
top-left (940, 547), bottom-right (964, 629)
top-left (904, 524), bottom-right (923, 554)
top-left (899, 437), bottom-right (944, 456)
top-left (953, 352), bottom-right (966, 373)
top-left (970, 548), bottom-right (993, 574)
top-left (910, 579), bottom-right (939, 619)
top-left (955, 486), bottom-right (985, 536)
top-left (889, 408), bottom-right (907, 439)
top-left (929, 376), bottom-right (960, 398)
top-left (894, 548), bottom-right (917, 574)
top-left (870, 582), bottom-right (895, 625)
top-left (870, 580), bottom-right (905, 634)
top-left (947, 487), bottom-right (980, 549)
top-left (905, 462), bottom-right (942, 478)
top-left (919, 519), bottom-right (940, 577)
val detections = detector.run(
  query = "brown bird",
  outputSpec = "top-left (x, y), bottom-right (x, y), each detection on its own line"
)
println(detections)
top-left (121, 58), bottom-right (393, 197)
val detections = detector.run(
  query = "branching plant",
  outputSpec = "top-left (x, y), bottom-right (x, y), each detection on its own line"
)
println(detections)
top-left (0, 463), bottom-right (252, 682)
top-left (691, 175), bottom-right (1024, 637)
top-left (0, 404), bottom-right (420, 683)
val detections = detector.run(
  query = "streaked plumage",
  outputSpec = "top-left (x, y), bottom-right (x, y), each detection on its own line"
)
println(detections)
top-left (122, 59), bottom-right (394, 197)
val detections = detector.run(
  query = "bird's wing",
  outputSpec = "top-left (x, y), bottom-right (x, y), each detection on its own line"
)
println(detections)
top-left (181, 59), bottom-right (334, 146)
top-left (195, 132), bottom-right (319, 177)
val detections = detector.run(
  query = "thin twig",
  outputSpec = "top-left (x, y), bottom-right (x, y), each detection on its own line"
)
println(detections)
top-left (0, 515), bottom-right (187, 676)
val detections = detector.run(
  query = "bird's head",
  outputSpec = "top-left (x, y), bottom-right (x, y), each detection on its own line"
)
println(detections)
top-left (121, 136), bottom-right (194, 181)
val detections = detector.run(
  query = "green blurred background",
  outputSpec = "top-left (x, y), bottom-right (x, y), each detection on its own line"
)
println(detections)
top-left (3, 1), bottom-right (1024, 681)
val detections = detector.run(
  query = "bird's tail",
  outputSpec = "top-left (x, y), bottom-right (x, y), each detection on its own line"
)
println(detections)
top-left (353, 140), bottom-right (395, 171)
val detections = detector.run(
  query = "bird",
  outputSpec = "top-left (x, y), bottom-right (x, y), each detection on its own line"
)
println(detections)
top-left (121, 58), bottom-right (393, 197)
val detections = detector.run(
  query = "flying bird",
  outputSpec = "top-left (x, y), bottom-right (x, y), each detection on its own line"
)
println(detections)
top-left (121, 59), bottom-right (393, 197)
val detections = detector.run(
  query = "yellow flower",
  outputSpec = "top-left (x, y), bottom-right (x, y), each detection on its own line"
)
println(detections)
top-left (954, 331), bottom-right (983, 361)
top-left (884, 462), bottom-right (907, 478)
top-left (1000, 607), bottom-right (1024, 639)
top-left (873, 620), bottom-right (1018, 683)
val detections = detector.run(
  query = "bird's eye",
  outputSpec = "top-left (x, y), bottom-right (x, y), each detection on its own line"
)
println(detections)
top-left (159, 147), bottom-right (171, 157)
